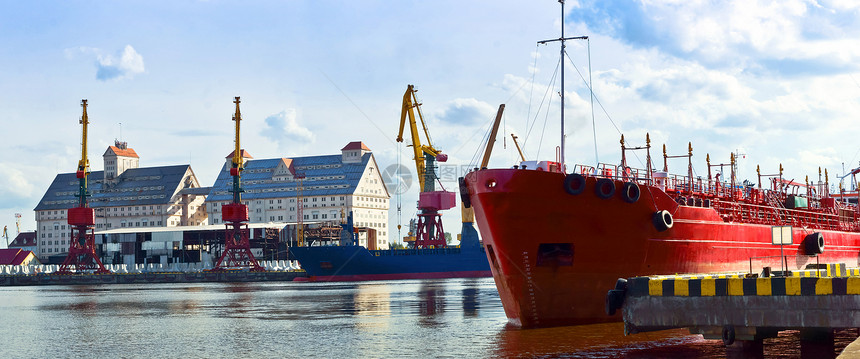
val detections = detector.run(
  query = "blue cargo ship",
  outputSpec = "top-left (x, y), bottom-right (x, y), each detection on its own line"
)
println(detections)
top-left (290, 214), bottom-right (491, 281)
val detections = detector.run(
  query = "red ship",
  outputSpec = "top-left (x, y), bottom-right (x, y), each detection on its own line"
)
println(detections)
top-left (463, 138), bottom-right (860, 328)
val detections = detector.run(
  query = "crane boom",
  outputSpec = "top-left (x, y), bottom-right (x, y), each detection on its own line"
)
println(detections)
top-left (511, 134), bottom-right (526, 162)
top-left (232, 97), bottom-right (243, 171)
top-left (480, 104), bottom-right (505, 169)
top-left (398, 84), bottom-right (443, 192)
top-left (78, 100), bottom-right (90, 175)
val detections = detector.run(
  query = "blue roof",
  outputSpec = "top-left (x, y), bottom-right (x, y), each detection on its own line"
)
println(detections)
top-left (205, 153), bottom-right (373, 202)
top-left (34, 165), bottom-right (194, 211)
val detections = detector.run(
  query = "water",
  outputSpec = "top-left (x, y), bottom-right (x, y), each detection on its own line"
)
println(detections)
top-left (0, 278), bottom-right (853, 358)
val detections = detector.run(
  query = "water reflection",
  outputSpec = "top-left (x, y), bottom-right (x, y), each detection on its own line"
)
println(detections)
top-left (417, 282), bottom-right (445, 327)
top-left (461, 286), bottom-right (479, 318)
top-left (353, 283), bottom-right (391, 318)
top-left (493, 322), bottom-right (714, 358)
top-left (14, 278), bottom-right (846, 358)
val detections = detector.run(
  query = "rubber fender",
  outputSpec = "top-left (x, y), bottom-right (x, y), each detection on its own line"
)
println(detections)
top-left (722, 326), bottom-right (735, 346)
top-left (595, 178), bottom-right (616, 199)
top-left (605, 289), bottom-right (626, 316)
top-left (563, 173), bottom-right (586, 195)
top-left (614, 278), bottom-right (628, 290)
top-left (653, 210), bottom-right (673, 232)
top-left (458, 177), bottom-right (471, 208)
top-left (621, 182), bottom-right (640, 203)
top-left (804, 232), bottom-right (825, 255)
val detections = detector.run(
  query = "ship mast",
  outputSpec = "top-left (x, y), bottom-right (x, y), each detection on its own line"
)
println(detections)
top-left (538, 0), bottom-right (589, 171)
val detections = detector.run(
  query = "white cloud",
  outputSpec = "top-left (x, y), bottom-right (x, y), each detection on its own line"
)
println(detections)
top-left (437, 98), bottom-right (497, 125)
top-left (0, 163), bottom-right (36, 209)
top-left (65, 45), bottom-right (146, 81)
top-left (96, 45), bottom-right (145, 81)
top-left (261, 109), bottom-right (315, 148)
top-left (570, 0), bottom-right (860, 74)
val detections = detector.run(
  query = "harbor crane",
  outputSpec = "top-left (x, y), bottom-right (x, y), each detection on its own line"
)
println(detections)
top-left (398, 85), bottom-right (456, 248)
top-left (212, 97), bottom-right (264, 271)
top-left (58, 100), bottom-right (110, 274)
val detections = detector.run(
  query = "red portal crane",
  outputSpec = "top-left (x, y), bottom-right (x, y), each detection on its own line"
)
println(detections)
top-left (58, 99), bottom-right (110, 274)
top-left (212, 97), bottom-right (264, 271)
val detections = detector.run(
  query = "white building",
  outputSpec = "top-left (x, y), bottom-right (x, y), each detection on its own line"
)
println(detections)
top-left (33, 141), bottom-right (207, 258)
top-left (205, 141), bottom-right (392, 249)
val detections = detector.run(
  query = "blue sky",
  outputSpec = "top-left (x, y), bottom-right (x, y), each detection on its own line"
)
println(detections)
top-left (2, 1), bottom-right (860, 245)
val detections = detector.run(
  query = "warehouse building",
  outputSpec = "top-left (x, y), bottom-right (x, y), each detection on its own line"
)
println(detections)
top-left (33, 141), bottom-right (207, 258)
top-left (205, 141), bottom-right (391, 249)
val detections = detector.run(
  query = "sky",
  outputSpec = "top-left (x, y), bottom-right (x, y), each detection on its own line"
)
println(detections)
top-left (2, 0), bottom-right (860, 247)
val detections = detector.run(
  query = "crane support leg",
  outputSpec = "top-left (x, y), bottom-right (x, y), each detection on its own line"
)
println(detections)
top-left (57, 226), bottom-right (109, 274)
top-left (213, 222), bottom-right (264, 271)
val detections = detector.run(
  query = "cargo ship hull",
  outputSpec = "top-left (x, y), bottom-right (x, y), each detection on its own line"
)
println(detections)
top-left (465, 168), bottom-right (860, 328)
top-left (289, 245), bottom-right (492, 282)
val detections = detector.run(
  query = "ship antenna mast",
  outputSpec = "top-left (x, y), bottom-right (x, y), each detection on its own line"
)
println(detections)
top-left (537, 0), bottom-right (589, 172)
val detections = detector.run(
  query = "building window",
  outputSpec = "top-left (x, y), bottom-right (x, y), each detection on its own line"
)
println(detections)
top-left (322, 214), bottom-right (328, 219)
top-left (303, 215), bottom-right (308, 220)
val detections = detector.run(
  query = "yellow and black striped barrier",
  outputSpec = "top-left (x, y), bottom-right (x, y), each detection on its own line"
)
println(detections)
top-left (628, 263), bottom-right (860, 297)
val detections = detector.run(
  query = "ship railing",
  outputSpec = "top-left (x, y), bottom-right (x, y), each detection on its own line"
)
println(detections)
top-left (577, 163), bottom-right (652, 185)
top-left (711, 199), bottom-right (847, 230)
top-left (748, 254), bottom-right (820, 277)
top-left (372, 247), bottom-right (462, 256)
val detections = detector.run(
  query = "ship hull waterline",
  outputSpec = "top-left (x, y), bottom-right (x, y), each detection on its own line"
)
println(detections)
top-left (289, 245), bottom-right (492, 283)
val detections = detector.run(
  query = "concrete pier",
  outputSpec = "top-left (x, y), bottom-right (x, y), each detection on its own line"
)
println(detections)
top-left (0, 270), bottom-right (306, 286)
top-left (611, 264), bottom-right (860, 358)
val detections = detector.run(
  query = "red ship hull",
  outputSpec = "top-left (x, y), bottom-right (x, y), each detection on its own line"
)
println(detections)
top-left (465, 168), bottom-right (860, 328)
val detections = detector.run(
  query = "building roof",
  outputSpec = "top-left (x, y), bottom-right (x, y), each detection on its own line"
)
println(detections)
top-left (0, 249), bottom-right (34, 265)
top-left (341, 141), bottom-right (370, 151)
top-left (225, 149), bottom-right (254, 159)
top-left (205, 152), bottom-right (376, 202)
top-left (9, 232), bottom-right (36, 247)
top-left (34, 165), bottom-right (195, 211)
top-left (105, 146), bottom-right (140, 158)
